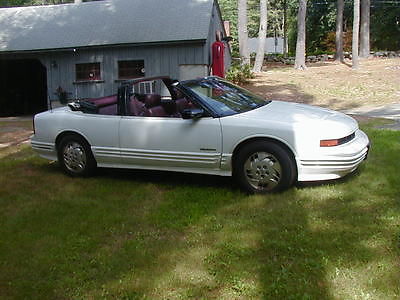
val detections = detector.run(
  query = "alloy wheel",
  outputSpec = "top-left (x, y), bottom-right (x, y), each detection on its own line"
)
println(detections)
top-left (243, 151), bottom-right (282, 191)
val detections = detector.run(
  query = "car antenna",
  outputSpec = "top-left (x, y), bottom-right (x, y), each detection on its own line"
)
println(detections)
top-left (48, 95), bottom-right (53, 112)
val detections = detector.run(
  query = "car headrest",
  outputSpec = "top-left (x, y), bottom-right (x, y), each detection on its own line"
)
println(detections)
top-left (144, 94), bottom-right (161, 108)
top-left (174, 88), bottom-right (184, 99)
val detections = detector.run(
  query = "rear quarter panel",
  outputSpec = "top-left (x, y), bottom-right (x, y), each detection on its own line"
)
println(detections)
top-left (33, 109), bottom-right (121, 153)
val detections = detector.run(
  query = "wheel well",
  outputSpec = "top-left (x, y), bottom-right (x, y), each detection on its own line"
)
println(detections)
top-left (231, 137), bottom-right (298, 174)
top-left (55, 131), bottom-right (90, 151)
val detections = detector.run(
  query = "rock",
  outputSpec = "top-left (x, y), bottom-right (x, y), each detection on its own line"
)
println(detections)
top-left (266, 55), bottom-right (275, 62)
top-left (283, 58), bottom-right (295, 65)
top-left (307, 55), bottom-right (317, 62)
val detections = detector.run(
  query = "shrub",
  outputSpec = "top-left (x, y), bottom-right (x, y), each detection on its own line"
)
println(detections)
top-left (226, 63), bottom-right (255, 84)
top-left (321, 31), bottom-right (352, 53)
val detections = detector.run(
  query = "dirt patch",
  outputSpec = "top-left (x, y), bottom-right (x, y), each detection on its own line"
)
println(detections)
top-left (0, 119), bottom-right (33, 150)
top-left (0, 129), bottom-right (32, 147)
top-left (245, 58), bottom-right (400, 111)
top-left (347, 115), bottom-right (377, 123)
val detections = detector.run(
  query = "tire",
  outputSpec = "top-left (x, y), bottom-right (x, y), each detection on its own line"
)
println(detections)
top-left (57, 135), bottom-right (97, 177)
top-left (233, 141), bottom-right (297, 193)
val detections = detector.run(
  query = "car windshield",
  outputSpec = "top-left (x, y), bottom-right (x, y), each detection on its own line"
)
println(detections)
top-left (182, 78), bottom-right (270, 117)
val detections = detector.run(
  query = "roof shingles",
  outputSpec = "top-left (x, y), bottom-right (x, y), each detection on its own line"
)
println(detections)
top-left (0, 0), bottom-right (214, 52)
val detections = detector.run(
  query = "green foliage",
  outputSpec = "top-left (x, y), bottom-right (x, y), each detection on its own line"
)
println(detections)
top-left (0, 0), bottom-right (99, 8)
top-left (0, 0), bottom-right (28, 7)
top-left (305, 1), bottom-right (337, 54)
top-left (371, 3), bottom-right (400, 50)
top-left (226, 63), bottom-right (255, 84)
top-left (218, 0), bottom-right (240, 54)
top-left (320, 31), bottom-right (352, 54)
top-left (285, 0), bottom-right (400, 55)
top-left (218, 0), bottom-right (296, 55)
top-left (285, 0), bottom-right (300, 56)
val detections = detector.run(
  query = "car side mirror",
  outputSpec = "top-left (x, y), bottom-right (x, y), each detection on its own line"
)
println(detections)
top-left (181, 108), bottom-right (204, 120)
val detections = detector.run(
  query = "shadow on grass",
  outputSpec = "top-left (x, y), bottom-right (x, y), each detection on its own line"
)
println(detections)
top-left (84, 163), bottom-right (377, 298)
top-left (295, 167), bottom-right (363, 189)
top-left (201, 152), bottom-right (399, 298)
top-left (306, 61), bottom-right (353, 69)
top-left (1, 148), bottom-right (244, 298)
top-left (97, 167), bottom-right (236, 192)
top-left (1, 128), bottom-right (399, 298)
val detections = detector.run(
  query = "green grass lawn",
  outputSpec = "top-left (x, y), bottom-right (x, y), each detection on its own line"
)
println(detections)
top-left (0, 123), bottom-right (399, 299)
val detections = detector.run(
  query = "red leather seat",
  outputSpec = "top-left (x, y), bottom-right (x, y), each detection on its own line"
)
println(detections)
top-left (89, 95), bottom-right (118, 115)
top-left (144, 94), bottom-right (167, 117)
top-left (129, 96), bottom-right (147, 116)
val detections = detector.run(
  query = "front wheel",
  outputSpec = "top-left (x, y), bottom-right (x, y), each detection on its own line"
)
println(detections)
top-left (233, 141), bottom-right (297, 193)
top-left (57, 135), bottom-right (96, 177)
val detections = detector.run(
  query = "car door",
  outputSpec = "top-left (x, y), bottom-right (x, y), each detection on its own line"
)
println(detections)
top-left (119, 116), bottom-right (222, 171)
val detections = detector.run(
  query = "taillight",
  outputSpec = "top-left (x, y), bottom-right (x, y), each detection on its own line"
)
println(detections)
top-left (32, 117), bottom-right (35, 134)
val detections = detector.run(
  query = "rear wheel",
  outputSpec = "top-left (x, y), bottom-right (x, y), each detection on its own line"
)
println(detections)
top-left (57, 135), bottom-right (96, 177)
top-left (234, 141), bottom-right (296, 193)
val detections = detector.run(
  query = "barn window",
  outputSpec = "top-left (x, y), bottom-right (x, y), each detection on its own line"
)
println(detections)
top-left (118, 60), bottom-right (145, 79)
top-left (75, 63), bottom-right (101, 81)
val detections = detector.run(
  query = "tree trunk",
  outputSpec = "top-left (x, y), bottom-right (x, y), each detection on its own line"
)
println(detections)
top-left (283, 0), bottom-right (287, 56)
top-left (253, 0), bottom-right (268, 72)
top-left (294, 0), bottom-right (307, 70)
top-left (352, 0), bottom-right (360, 69)
top-left (238, 0), bottom-right (250, 65)
top-left (360, 0), bottom-right (370, 58)
top-left (335, 0), bottom-right (344, 62)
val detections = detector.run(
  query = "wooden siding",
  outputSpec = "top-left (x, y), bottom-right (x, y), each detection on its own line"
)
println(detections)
top-left (0, 0), bottom-right (232, 105)
top-left (42, 42), bottom-right (206, 101)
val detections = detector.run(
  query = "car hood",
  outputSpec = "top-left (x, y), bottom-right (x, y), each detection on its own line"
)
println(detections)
top-left (237, 101), bottom-right (358, 139)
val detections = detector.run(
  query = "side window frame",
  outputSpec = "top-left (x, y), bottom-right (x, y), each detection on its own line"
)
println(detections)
top-left (75, 62), bottom-right (102, 82)
top-left (117, 60), bottom-right (145, 80)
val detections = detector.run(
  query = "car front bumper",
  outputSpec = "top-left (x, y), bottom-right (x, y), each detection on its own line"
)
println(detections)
top-left (297, 129), bottom-right (370, 182)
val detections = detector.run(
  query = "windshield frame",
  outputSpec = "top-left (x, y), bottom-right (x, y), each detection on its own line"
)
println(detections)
top-left (179, 77), bottom-right (271, 118)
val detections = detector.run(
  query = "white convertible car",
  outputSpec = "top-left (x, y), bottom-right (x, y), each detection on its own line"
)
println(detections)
top-left (31, 76), bottom-right (370, 193)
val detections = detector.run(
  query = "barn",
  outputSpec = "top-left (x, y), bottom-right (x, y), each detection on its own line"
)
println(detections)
top-left (0, 0), bottom-right (231, 116)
